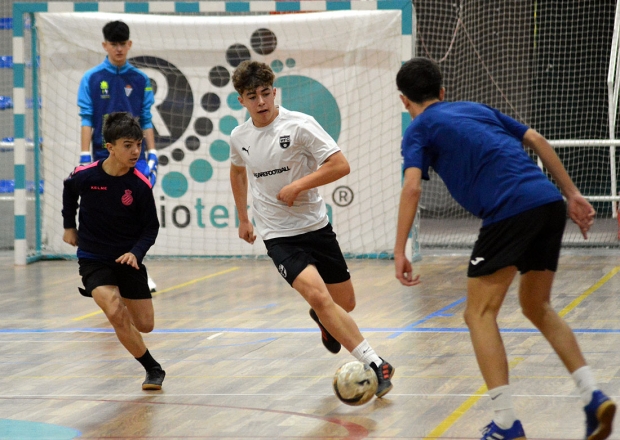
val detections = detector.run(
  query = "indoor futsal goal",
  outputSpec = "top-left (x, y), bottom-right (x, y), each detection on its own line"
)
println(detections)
top-left (9, 0), bottom-right (620, 265)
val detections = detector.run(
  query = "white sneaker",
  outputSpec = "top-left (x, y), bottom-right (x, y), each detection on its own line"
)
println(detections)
top-left (147, 275), bottom-right (157, 292)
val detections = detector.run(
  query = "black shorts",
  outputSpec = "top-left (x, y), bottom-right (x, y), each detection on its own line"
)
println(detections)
top-left (78, 259), bottom-right (152, 300)
top-left (468, 200), bottom-right (566, 277)
top-left (264, 223), bottom-right (351, 286)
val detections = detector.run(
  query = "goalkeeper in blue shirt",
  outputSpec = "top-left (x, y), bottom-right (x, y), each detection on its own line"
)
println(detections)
top-left (78, 20), bottom-right (158, 291)
top-left (394, 57), bottom-right (614, 440)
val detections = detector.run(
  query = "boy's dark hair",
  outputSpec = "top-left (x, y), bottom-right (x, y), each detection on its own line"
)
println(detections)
top-left (232, 60), bottom-right (275, 95)
top-left (103, 21), bottom-right (130, 42)
top-left (396, 57), bottom-right (443, 104)
top-left (103, 112), bottom-right (143, 144)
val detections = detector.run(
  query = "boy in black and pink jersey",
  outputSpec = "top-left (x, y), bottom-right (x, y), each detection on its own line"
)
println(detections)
top-left (62, 112), bottom-right (164, 391)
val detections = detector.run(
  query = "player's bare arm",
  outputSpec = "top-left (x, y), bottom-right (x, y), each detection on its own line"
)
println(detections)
top-left (394, 167), bottom-right (422, 287)
top-left (523, 128), bottom-right (595, 238)
top-left (277, 151), bottom-right (350, 207)
top-left (230, 163), bottom-right (256, 244)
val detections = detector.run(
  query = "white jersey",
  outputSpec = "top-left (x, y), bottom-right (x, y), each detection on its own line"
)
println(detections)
top-left (230, 107), bottom-right (340, 240)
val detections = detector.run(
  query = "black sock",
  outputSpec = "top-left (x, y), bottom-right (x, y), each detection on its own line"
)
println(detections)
top-left (136, 349), bottom-right (161, 371)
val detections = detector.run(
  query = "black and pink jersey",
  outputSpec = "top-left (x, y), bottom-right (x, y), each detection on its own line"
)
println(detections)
top-left (62, 160), bottom-right (159, 262)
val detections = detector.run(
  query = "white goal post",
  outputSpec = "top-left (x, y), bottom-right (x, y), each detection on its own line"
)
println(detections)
top-left (16, 1), bottom-right (620, 265)
top-left (13, 0), bottom-right (416, 264)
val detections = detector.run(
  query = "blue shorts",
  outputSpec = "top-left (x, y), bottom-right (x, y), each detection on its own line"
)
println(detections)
top-left (468, 201), bottom-right (566, 277)
top-left (264, 223), bottom-right (351, 286)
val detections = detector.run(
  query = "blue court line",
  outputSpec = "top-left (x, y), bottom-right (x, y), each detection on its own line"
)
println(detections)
top-left (1, 327), bottom-right (620, 334)
top-left (388, 297), bottom-right (467, 339)
top-left (0, 419), bottom-right (80, 440)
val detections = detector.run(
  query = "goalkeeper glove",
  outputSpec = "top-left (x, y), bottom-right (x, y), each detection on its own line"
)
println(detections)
top-left (147, 151), bottom-right (158, 186)
top-left (79, 152), bottom-right (92, 165)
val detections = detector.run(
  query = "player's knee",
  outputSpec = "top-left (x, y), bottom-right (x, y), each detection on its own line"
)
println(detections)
top-left (93, 290), bottom-right (125, 326)
top-left (520, 301), bottom-right (549, 325)
top-left (463, 308), bottom-right (474, 328)
top-left (463, 306), bottom-right (485, 328)
top-left (135, 320), bottom-right (154, 333)
top-left (340, 296), bottom-right (356, 312)
top-left (306, 289), bottom-right (333, 312)
top-left (106, 303), bottom-right (128, 328)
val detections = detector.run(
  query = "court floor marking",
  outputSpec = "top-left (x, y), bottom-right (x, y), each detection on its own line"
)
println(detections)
top-left (0, 396), bottom-right (369, 440)
top-left (71, 266), bottom-right (240, 321)
top-left (422, 265), bottom-right (620, 439)
top-left (4, 327), bottom-right (620, 334)
top-left (558, 266), bottom-right (620, 318)
top-left (0, 393), bottom-right (605, 399)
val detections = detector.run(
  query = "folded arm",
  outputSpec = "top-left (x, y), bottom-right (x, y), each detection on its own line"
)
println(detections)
top-left (277, 151), bottom-right (350, 207)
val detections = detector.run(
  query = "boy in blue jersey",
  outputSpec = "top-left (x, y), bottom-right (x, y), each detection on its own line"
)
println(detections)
top-left (393, 58), bottom-right (615, 440)
top-left (63, 112), bottom-right (165, 391)
top-left (78, 20), bottom-right (158, 291)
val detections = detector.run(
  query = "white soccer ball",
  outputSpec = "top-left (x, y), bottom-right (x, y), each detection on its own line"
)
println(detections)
top-left (332, 361), bottom-right (378, 406)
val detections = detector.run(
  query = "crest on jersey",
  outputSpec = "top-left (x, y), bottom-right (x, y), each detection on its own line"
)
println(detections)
top-left (279, 135), bottom-right (291, 149)
top-left (121, 189), bottom-right (133, 206)
top-left (100, 80), bottom-right (109, 99)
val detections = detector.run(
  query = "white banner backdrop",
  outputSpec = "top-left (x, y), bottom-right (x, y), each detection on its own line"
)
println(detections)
top-left (37, 10), bottom-right (403, 257)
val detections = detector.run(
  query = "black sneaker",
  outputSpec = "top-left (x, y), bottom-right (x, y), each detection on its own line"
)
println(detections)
top-left (142, 366), bottom-right (166, 390)
top-left (309, 308), bottom-right (341, 354)
top-left (370, 358), bottom-right (394, 398)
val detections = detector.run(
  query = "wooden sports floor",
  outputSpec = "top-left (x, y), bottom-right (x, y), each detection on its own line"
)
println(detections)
top-left (1, 249), bottom-right (620, 439)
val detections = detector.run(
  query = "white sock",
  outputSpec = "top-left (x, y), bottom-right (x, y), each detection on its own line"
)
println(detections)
top-left (489, 385), bottom-right (517, 430)
top-left (572, 366), bottom-right (598, 405)
top-left (351, 339), bottom-right (382, 366)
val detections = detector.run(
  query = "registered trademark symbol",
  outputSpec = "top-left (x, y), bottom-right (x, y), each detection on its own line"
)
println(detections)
top-left (332, 186), bottom-right (354, 207)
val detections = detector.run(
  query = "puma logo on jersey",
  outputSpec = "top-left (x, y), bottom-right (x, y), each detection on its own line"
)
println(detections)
top-left (242, 146), bottom-right (250, 155)
top-left (470, 257), bottom-right (485, 265)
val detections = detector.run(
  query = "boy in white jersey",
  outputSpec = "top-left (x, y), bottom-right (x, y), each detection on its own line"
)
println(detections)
top-left (229, 60), bottom-right (394, 398)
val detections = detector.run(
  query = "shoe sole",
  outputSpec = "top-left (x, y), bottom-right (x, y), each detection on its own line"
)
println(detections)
top-left (375, 365), bottom-right (396, 399)
top-left (588, 400), bottom-right (616, 440)
top-left (142, 383), bottom-right (163, 391)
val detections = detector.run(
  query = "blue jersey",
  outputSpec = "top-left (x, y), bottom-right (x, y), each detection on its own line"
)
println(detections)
top-left (401, 101), bottom-right (563, 226)
top-left (77, 57), bottom-right (154, 160)
top-left (62, 161), bottom-right (159, 262)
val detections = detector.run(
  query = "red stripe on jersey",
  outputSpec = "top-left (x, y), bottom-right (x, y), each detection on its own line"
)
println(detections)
top-left (73, 161), bottom-right (99, 173)
top-left (133, 168), bottom-right (153, 188)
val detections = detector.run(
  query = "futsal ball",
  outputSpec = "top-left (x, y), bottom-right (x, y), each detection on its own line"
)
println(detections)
top-left (332, 361), bottom-right (378, 406)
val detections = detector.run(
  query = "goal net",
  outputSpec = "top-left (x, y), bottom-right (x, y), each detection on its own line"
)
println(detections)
top-left (20, 3), bottom-right (411, 261)
top-left (414, 0), bottom-right (620, 248)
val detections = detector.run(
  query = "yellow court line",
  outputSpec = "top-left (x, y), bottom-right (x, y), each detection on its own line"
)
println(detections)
top-left (424, 358), bottom-right (524, 439)
top-left (558, 266), bottom-right (620, 318)
top-left (424, 265), bottom-right (620, 438)
top-left (72, 266), bottom-right (240, 321)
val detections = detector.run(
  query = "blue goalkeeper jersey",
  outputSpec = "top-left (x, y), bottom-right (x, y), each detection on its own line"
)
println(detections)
top-left (401, 101), bottom-right (563, 226)
top-left (77, 57), bottom-right (154, 160)
top-left (62, 161), bottom-right (159, 262)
